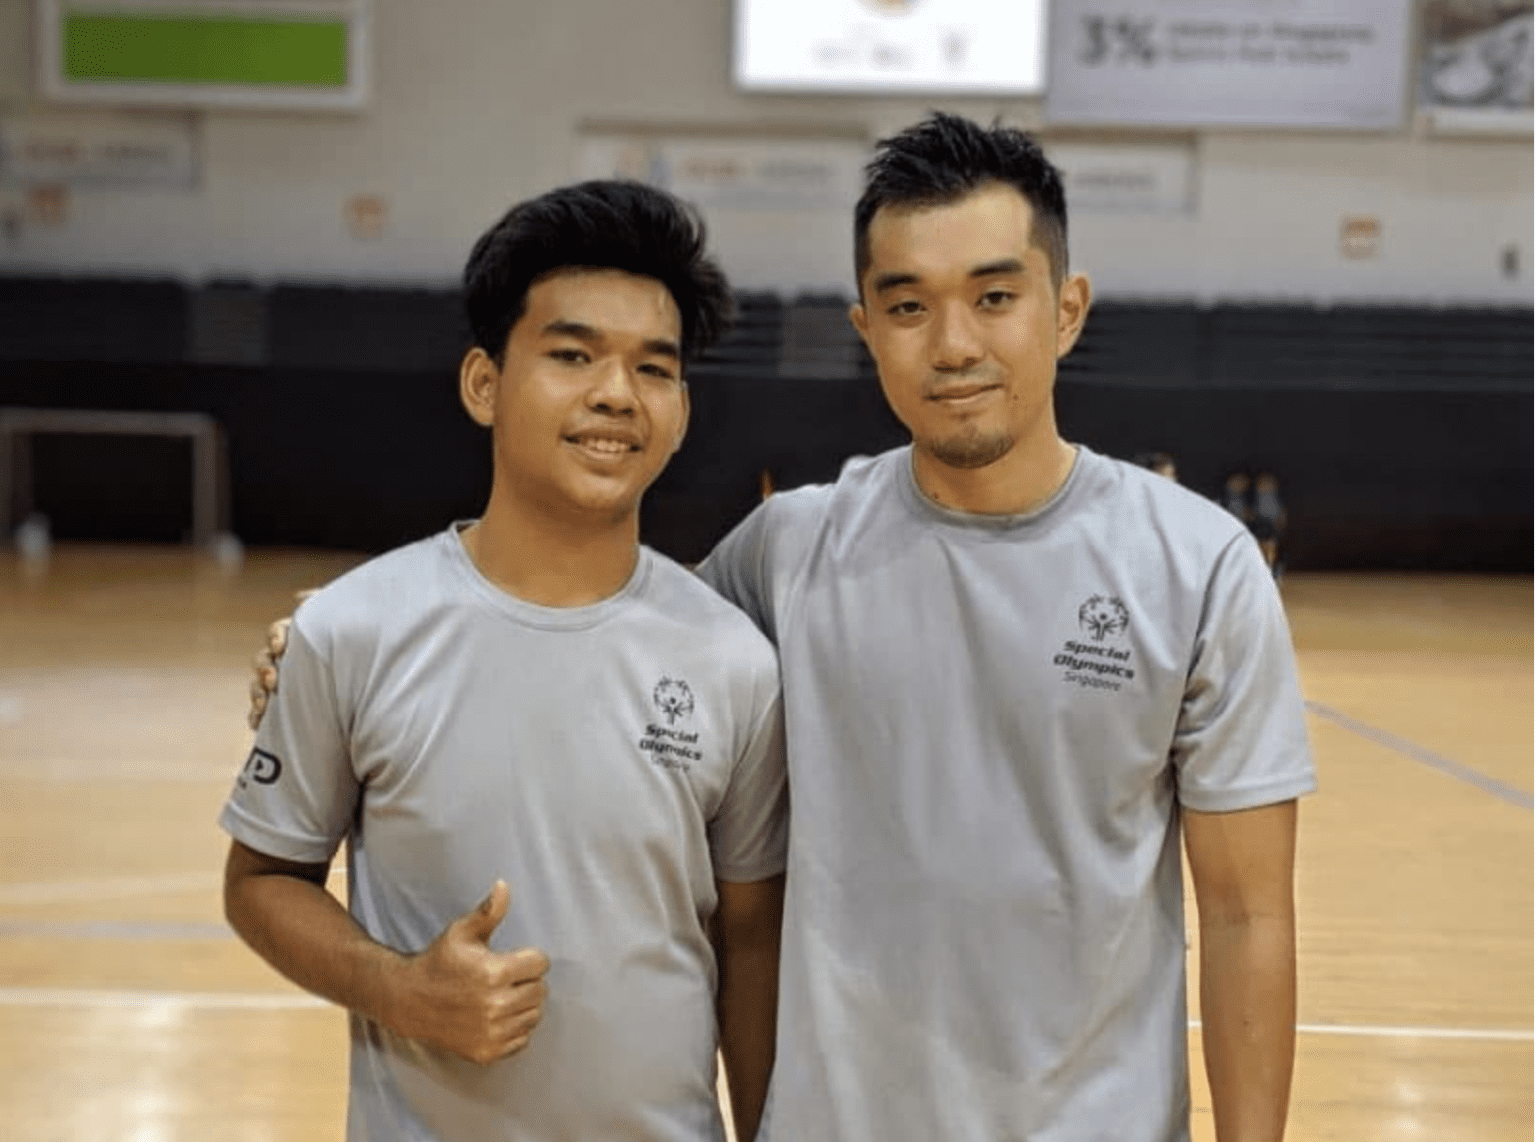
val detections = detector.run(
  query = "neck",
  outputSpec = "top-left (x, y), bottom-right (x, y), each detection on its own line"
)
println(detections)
top-left (461, 487), bottom-right (641, 608)
top-left (912, 418), bottom-right (1077, 517)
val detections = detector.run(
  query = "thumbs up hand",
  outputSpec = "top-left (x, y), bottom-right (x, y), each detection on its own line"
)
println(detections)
top-left (386, 880), bottom-right (550, 1065)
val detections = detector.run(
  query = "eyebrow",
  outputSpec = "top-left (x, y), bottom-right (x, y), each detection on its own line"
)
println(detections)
top-left (970, 258), bottom-right (1026, 278)
top-left (870, 258), bottom-right (1028, 295)
top-left (542, 319), bottom-right (680, 360)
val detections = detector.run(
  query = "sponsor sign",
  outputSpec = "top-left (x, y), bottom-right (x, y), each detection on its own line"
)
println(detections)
top-left (1046, 0), bottom-right (1412, 129)
top-left (734, 0), bottom-right (1048, 94)
top-left (0, 112), bottom-right (197, 188)
top-left (1048, 141), bottom-right (1196, 214)
top-left (580, 135), bottom-right (866, 211)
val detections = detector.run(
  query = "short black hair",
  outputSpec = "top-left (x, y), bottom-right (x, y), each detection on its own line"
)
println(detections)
top-left (854, 112), bottom-right (1068, 291)
top-left (464, 179), bottom-right (733, 364)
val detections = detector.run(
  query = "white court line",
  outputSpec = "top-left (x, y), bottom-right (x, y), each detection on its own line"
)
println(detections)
top-left (0, 872), bottom-right (216, 906)
top-left (0, 987), bottom-right (325, 1010)
top-left (0, 755), bottom-right (238, 784)
top-left (0, 866), bottom-right (345, 909)
top-left (0, 989), bottom-right (1526, 1042)
top-left (1188, 1019), bottom-right (1532, 1043)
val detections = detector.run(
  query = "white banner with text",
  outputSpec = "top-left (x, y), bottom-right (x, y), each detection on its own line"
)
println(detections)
top-left (1046, 0), bottom-right (1412, 129)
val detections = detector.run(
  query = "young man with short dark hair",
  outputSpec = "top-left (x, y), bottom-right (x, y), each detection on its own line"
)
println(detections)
top-left (223, 180), bottom-right (786, 1142)
top-left (699, 113), bottom-right (1314, 1141)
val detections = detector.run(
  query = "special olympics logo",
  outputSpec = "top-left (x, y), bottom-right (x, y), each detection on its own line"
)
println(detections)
top-left (654, 677), bottom-right (695, 725)
top-left (1078, 595), bottom-right (1130, 642)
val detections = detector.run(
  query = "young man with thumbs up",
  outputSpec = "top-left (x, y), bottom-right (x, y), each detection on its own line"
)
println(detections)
top-left (220, 181), bottom-right (787, 1142)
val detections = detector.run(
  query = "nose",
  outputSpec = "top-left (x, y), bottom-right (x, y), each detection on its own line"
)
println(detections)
top-left (586, 357), bottom-right (639, 415)
top-left (931, 300), bottom-right (984, 374)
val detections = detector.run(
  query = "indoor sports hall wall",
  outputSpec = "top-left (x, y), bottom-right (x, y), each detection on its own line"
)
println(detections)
top-left (0, 0), bottom-right (1529, 572)
top-left (0, 0), bottom-right (1531, 303)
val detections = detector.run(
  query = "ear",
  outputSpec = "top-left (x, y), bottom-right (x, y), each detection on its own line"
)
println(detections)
top-left (459, 347), bottom-right (498, 428)
top-left (848, 299), bottom-right (871, 350)
top-left (1055, 272), bottom-right (1092, 359)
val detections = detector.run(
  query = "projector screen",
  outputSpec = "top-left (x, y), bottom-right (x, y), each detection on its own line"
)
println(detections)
top-left (734, 0), bottom-right (1048, 95)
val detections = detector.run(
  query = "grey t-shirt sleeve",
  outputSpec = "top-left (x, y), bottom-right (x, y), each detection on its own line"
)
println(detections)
top-left (219, 615), bottom-right (359, 863)
top-left (697, 500), bottom-right (776, 642)
top-left (708, 690), bottom-right (789, 883)
top-left (1172, 534), bottom-right (1317, 812)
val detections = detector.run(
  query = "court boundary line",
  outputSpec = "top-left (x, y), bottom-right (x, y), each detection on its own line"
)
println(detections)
top-left (0, 872), bottom-right (217, 906)
top-left (1304, 699), bottom-right (1532, 810)
top-left (0, 988), bottom-right (1528, 1043)
top-left (0, 919), bottom-right (233, 939)
top-left (0, 987), bottom-right (325, 1010)
top-left (1190, 1017), bottom-right (1532, 1043)
top-left (0, 866), bottom-right (342, 908)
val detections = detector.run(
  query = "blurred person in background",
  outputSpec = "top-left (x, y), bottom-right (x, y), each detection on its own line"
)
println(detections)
top-left (1221, 470), bottom-right (1253, 527)
top-left (253, 114), bottom-right (1313, 1142)
top-left (1251, 471), bottom-right (1288, 578)
top-left (226, 180), bottom-right (786, 1142)
top-left (1133, 450), bottom-right (1180, 482)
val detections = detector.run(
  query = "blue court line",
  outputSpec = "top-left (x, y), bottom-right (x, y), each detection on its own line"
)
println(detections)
top-left (0, 919), bottom-right (234, 940)
top-left (1305, 700), bottom-right (1533, 811)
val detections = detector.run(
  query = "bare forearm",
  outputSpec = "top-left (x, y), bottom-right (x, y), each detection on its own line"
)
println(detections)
top-left (716, 934), bottom-right (778, 1141)
top-left (224, 859), bottom-right (402, 1028)
top-left (1199, 915), bottom-right (1297, 1142)
top-left (713, 876), bottom-right (784, 1142)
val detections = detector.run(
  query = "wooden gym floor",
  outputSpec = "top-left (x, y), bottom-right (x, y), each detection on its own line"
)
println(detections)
top-left (0, 544), bottom-right (1529, 1140)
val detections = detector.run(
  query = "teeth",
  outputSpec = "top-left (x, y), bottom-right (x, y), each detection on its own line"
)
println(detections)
top-left (572, 437), bottom-right (633, 454)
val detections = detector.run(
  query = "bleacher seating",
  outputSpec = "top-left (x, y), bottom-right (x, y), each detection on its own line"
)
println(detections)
top-left (187, 281), bottom-right (269, 367)
top-left (1061, 301), bottom-right (1205, 383)
top-left (0, 274), bottom-right (1527, 569)
top-left (0, 276), bottom-right (1522, 392)
top-left (268, 284), bottom-right (468, 372)
top-left (777, 293), bottom-right (869, 380)
top-left (0, 275), bottom-right (184, 364)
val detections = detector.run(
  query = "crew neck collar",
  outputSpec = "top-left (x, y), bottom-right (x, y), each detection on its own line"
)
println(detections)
top-left (897, 444), bottom-right (1091, 534)
top-left (443, 521), bottom-right (652, 630)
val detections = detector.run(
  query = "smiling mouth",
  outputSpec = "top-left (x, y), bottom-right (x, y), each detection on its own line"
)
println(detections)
top-left (566, 433), bottom-right (641, 456)
top-left (927, 384), bottom-right (1001, 404)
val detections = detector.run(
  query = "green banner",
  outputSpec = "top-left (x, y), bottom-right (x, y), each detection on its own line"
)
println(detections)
top-left (63, 13), bottom-right (349, 88)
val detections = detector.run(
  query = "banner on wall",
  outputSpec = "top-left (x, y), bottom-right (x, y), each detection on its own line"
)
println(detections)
top-left (1416, 0), bottom-right (1532, 134)
top-left (1045, 0), bottom-right (1413, 129)
top-left (733, 0), bottom-right (1048, 94)
top-left (0, 113), bottom-right (198, 188)
top-left (1047, 142), bottom-right (1196, 214)
top-left (578, 136), bottom-right (867, 211)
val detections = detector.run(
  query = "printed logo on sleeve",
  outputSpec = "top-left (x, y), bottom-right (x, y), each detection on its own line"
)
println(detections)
top-left (236, 746), bottom-right (283, 789)
top-left (1053, 594), bottom-right (1136, 692)
top-left (638, 676), bottom-right (702, 772)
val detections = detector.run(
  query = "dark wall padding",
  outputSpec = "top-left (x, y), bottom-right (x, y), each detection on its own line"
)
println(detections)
top-left (0, 277), bottom-right (1528, 571)
top-left (0, 276), bottom-right (185, 363)
top-left (1056, 380), bottom-right (1531, 572)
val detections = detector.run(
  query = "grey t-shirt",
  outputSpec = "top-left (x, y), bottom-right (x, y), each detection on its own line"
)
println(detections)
top-left (220, 526), bottom-right (787, 1142)
top-left (698, 445), bottom-right (1315, 1142)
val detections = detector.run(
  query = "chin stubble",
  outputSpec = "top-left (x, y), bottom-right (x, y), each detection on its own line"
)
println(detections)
top-left (926, 429), bottom-right (1015, 470)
